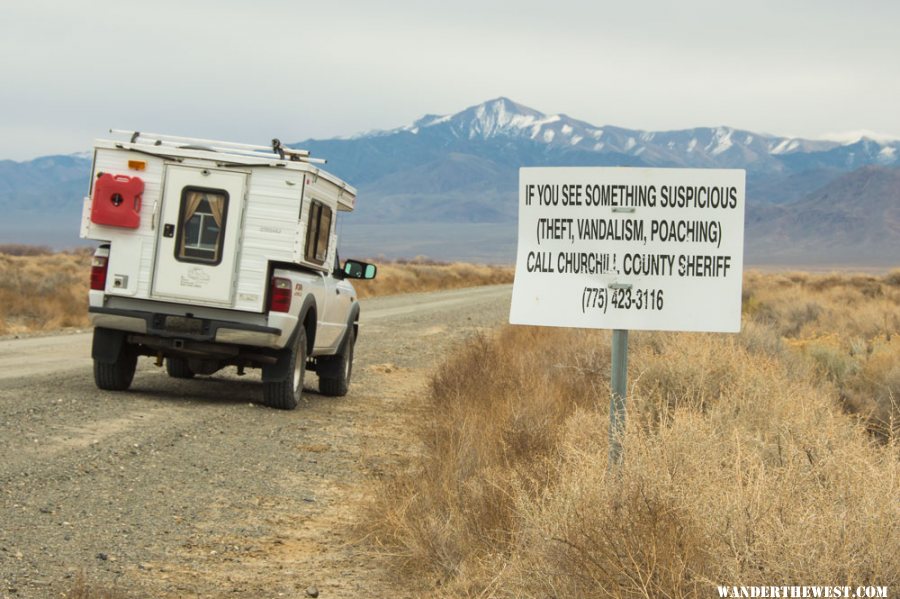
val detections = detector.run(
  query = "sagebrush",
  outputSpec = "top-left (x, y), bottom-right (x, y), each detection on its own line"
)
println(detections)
top-left (366, 269), bottom-right (900, 598)
top-left (353, 258), bottom-right (512, 299)
top-left (0, 249), bottom-right (92, 335)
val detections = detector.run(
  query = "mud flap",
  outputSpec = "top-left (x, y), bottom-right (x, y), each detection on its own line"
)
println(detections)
top-left (92, 327), bottom-right (127, 364)
top-left (317, 329), bottom-right (350, 378)
top-left (261, 344), bottom-right (293, 382)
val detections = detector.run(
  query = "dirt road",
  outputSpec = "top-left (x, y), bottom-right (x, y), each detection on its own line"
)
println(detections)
top-left (0, 285), bottom-right (512, 599)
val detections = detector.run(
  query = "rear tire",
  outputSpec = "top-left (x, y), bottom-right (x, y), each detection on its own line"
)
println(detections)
top-left (262, 328), bottom-right (307, 410)
top-left (318, 327), bottom-right (355, 397)
top-left (165, 357), bottom-right (195, 379)
top-left (94, 347), bottom-right (137, 391)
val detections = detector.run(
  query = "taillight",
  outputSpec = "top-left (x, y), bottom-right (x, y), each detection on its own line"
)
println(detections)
top-left (269, 277), bottom-right (292, 313)
top-left (90, 256), bottom-right (108, 291)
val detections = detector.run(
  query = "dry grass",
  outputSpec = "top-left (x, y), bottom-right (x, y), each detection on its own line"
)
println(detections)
top-left (0, 248), bottom-right (92, 335)
top-left (353, 258), bottom-right (513, 299)
top-left (743, 270), bottom-right (900, 438)
top-left (0, 248), bottom-right (512, 335)
top-left (365, 270), bottom-right (900, 597)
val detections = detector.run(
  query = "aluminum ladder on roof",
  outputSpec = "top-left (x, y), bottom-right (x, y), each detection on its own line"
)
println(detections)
top-left (108, 129), bottom-right (326, 164)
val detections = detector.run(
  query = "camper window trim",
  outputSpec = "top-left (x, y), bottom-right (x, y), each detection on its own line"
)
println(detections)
top-left (174, 186), bottom-right (229, 266)
top-left (304, 199), bottom-right (333, 266)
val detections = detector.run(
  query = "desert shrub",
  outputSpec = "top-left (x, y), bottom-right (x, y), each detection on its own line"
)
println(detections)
top-left (367, 327), bottom-right (604, 583)
top-left (839, 336), bottom-right (900, 438)
top-left (508, 395), bottom-right (899, 598)
top-left (0, 243), bottom-right (54, 256)
top-left (736, 319), bottom-right (784, 357)
top-left (353, 261), bottom-right (513, 298)
top-left (885, 269), bottom-right (900, 286)
top-left (744, 269), bottom-right (900, 433)
top-left (807, 342), bottom-right (859, 385)
top-left (0, 250), bottom-right (92, 335)
top-left (366, 271), bottom-right (900, 596)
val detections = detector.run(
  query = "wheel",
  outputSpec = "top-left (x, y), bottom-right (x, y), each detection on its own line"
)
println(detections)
top-left (165, 357), bottom-right (195, 379)
top-left (262, 327), bottom-right (307, 410)
top-left (94, 347), bottom-right (137, 391)
top-left (318, 327), bottom-right (355, 397)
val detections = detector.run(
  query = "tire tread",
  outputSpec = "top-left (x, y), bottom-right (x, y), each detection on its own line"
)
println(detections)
top-left (165, 357), bottom-right (194, 379)
top-left (262, 328), bottom-right (307, 410)
top-left (93, 352), bottom-right (137, 391)
top-left (318, 327), bottom-right (354, 397)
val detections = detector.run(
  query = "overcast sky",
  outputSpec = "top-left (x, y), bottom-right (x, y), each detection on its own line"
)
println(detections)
top-left (2, 0), bottom-right (899, 160)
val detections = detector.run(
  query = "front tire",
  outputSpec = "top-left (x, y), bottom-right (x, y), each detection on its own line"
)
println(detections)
top-left (165, 357), bottom-right (195, 379)
top-left (318, 327), bottom-right (355, 397)
top-left (94, 347), bottom-right (137, 391)
top-left (262, 328), bottom-right (307, 410)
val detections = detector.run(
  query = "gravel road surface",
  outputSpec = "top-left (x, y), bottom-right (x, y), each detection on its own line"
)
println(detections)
top-left (0, 285), bottom-right (512, 598)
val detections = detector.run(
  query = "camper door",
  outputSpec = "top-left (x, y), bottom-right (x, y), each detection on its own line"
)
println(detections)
top-left (152, 165), bottom-right (246, 305)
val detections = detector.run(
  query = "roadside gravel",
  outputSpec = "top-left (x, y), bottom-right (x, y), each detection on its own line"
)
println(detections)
top-left (0, 285), bottom-right (512, 598)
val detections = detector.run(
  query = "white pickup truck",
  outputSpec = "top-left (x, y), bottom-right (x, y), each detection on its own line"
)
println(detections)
top-left (81, 131), bottom-right (376, 409)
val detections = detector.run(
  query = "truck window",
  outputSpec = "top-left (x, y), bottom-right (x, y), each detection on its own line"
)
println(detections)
top-left (304, 200), bottom-right (333, 265)
top-left (176, 187), bottom-right (228, 265)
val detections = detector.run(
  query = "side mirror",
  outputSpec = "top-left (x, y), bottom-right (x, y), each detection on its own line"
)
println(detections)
top-left (343, 259), bottom-right (377, 280)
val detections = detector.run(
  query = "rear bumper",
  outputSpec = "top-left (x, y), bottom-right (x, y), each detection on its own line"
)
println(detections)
top-left (89, 306), bottom-right (283, 348)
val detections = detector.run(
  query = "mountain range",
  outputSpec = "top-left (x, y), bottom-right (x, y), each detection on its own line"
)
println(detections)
top-left (1, 98), bottom-right (898, 265)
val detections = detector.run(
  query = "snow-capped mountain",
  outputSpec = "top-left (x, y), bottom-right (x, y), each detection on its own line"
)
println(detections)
top-left (1, 97), bottom-right (897, 264)
top-left (303, 97), bottom-right (898, 183)
top-left (293, 98), bottom-right (899, 263)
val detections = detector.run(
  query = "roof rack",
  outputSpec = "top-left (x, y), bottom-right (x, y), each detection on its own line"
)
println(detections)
top-left (108, 129), bottom-right (326, 164)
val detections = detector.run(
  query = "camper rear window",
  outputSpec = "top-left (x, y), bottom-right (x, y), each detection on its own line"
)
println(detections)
top-left (304, 200), bottom-right (333, 265)
top-left (176, 188), bottom-right (229, 265)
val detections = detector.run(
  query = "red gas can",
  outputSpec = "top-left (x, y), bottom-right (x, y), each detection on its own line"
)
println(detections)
top-left (91, 173), bottom-right (144, 229)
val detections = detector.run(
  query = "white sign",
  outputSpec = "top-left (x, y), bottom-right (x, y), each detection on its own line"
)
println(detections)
top-left (509, 167), bottom-right (746, 333)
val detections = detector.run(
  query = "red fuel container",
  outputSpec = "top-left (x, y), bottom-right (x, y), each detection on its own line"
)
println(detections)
top-left (91, 173), bottom-right (143, 228)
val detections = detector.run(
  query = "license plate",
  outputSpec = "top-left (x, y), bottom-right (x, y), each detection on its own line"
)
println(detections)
top-left (165, 316), bottom-right (203, 334)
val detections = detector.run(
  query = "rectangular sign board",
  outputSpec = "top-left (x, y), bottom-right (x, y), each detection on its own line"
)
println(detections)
top-left (509, 167), bottom-right (746, 333)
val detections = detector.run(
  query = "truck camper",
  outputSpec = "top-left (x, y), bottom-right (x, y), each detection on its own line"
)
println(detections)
top-left (81, 130), bottom-right (376, 409)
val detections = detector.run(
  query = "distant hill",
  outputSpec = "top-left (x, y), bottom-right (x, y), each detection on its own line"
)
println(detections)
top-left (0, 154), bottom-right (91, 247)
top-left (747, 165), bottom-right (900, 265)
top-left (0, 154), bottom-right (89, 211)
top-left (298, 97), bottom-right (898, 219)
top-left (0, 98), bottom-right (898, 264)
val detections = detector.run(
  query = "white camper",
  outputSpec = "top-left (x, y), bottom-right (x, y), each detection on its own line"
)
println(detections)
top-left (81, 130), bottom-right (376, 409)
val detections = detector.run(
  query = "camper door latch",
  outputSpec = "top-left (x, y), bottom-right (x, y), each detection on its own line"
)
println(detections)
top-left (163, 224), bottom-right (175, 238)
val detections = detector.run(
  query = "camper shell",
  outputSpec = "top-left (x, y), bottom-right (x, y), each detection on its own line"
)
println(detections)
top-left (81, 130), bottom-right (376, 409)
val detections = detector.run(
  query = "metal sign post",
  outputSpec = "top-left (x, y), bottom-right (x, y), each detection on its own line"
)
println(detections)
top-left (509, 167), bottom-right (746, 468)
top-left (609, 329), bottom-right (628, 466)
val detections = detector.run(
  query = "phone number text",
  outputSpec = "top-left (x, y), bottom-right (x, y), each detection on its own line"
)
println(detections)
top-left (581, 287), bottom-right (665, 314)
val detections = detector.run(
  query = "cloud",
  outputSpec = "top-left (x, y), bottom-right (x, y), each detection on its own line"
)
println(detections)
top-left (1, 0), bottom-right (899, 159)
